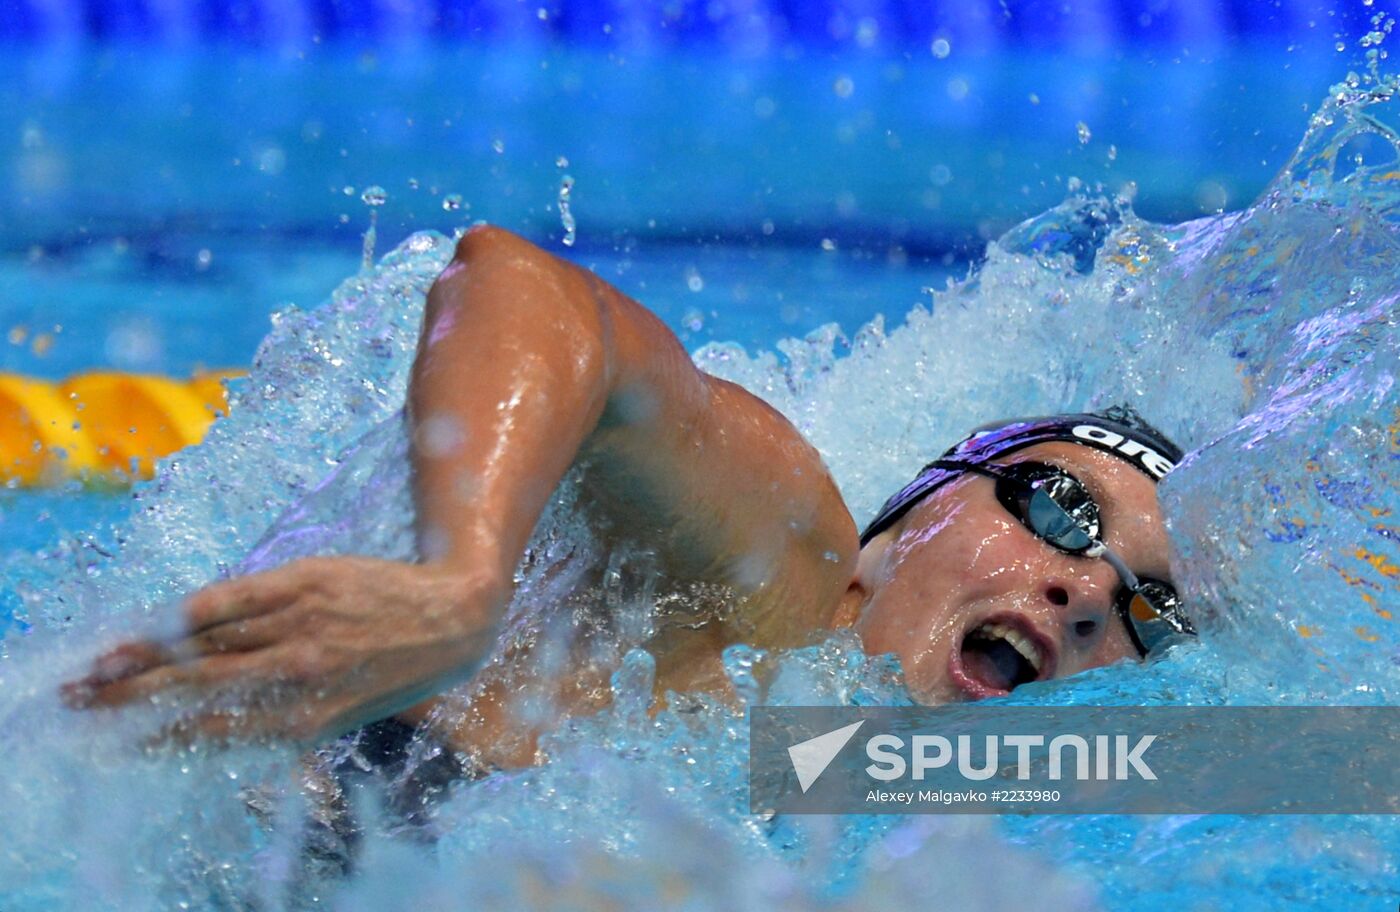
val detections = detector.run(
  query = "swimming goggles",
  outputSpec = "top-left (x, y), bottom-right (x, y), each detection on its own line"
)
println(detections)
top-left (931, 458), bottom-right (1196, 657)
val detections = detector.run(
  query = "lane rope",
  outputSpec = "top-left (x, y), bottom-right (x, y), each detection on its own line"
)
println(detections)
top-left (0, 370), bottom-right (243, 486)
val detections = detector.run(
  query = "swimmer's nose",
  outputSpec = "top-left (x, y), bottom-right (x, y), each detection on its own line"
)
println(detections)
top-left (1042, 571), bottom-right (1117, 644)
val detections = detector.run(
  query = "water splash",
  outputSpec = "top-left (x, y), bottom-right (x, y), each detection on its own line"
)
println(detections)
top-left (359, 186), bottom-right (387, 272)
top-left (558, 173), bottom-right (576, 247)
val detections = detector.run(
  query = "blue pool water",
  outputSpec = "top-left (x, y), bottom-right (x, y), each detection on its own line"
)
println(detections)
top-left (2, 19), bottom-right (1400, 912)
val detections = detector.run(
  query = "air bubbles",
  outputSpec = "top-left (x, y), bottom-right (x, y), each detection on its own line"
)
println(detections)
top-left (1076, 121), bottom-right (1092, 144)
top-left (442, 194), bottom-right (464, 211)
top-left (555, 155), bottom-right (570, 169)
top-left (196, 248), bottom-right (212, 270)
top-left (491, 138), bottom-right (505, 154)
top-left (681, 308), bottom-right (704, 332)
top-left (833, 76), bottom-right (854, 98)
top-left (931, 37), bottom-right (951, 58)
top-left (685, 267), bottom-right (704, 292)
top-left (1108, 144), bottom-right (1118, 162)
top-left (360, 185), bottom-right (387, 206)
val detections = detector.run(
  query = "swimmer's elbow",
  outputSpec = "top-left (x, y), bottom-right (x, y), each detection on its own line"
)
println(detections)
top-left (426, 224), bottom-right (607, 348)
top-left (449, 223), bottom-right (532, 264)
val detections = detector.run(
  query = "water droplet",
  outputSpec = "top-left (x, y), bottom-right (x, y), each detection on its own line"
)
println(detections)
top-left (442, 194), bottom-right (464, 211)
top-left (1076, 121), bottom-right (1092, 144)
top-left (416, 414), bottom-right (467, 458)
top-left (558, 174), bottom-right (576, 247)
top-left (360, 185), bottom-right (387, 206)
top-left (256, 145), bottom-right (285, 175)
top-left (855, 17), bottom-right (878, 48)
top-left (931, 37), bottom-right (951, 58)
top-left (722, 644), bottom-right (767, 707)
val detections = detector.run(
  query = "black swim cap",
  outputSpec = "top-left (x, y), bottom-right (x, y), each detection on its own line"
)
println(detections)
top-left (859, 405), bottom-right (1183, 547)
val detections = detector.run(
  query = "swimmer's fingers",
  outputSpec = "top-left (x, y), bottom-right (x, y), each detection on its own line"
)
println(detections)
top-left (182, 562), bottom-right (318, 633)
top-left (62, 651), bottom-right (268, 709)
top-left (77, 640), bottom-right (171, 685)
top-left (179, 614), bottom-right (289, 658)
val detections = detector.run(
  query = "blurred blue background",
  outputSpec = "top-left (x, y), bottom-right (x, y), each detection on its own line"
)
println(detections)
top-left (0, 0), bottom-right (1386, 379)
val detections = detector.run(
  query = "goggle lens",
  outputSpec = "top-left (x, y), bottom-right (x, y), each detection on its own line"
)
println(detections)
top-left (1119, 579), bottom-right (1195, 654)
top-left (1026, 485), bottom-right (1096, 552)
top-left (934, 458), bottom-right (1195, 657)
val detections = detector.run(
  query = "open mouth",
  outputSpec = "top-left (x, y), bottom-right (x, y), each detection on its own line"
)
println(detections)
top-left (953, 617), bottom-right (1053, 697)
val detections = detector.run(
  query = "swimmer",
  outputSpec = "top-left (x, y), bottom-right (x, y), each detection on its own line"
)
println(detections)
top-left (62, 225), bottom-right (1195, 765)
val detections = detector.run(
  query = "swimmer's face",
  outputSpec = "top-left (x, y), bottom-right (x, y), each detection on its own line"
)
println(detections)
top-left (844, 442), bottom-right (1171, 704)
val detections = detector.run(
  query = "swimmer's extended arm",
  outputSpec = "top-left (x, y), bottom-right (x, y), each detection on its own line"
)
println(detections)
top-left (63, 225), bottom-right (856, 743)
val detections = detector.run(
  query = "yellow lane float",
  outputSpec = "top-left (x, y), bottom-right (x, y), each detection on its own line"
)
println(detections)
top-left (0, 370), bottom-right (243, 486)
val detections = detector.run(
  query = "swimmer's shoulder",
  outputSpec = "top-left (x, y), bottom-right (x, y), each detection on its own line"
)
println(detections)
top-left (442, 226), bottom-right (858, 638)
top-left (583, 366), bottom-right (858, 650)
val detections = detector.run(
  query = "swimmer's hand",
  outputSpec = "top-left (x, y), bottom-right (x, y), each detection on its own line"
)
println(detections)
top-left (60, 556), bottom-right (504, 743)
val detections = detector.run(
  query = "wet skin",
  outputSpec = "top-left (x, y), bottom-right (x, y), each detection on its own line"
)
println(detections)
top-left (841, 441), bottom-right (1166, 704)
top-left (60, 226), bottom-right (1173, 754)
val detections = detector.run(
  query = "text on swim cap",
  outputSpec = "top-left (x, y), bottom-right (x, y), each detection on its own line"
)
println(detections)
top-left (1071, 425), bottom-right (1175, 478)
